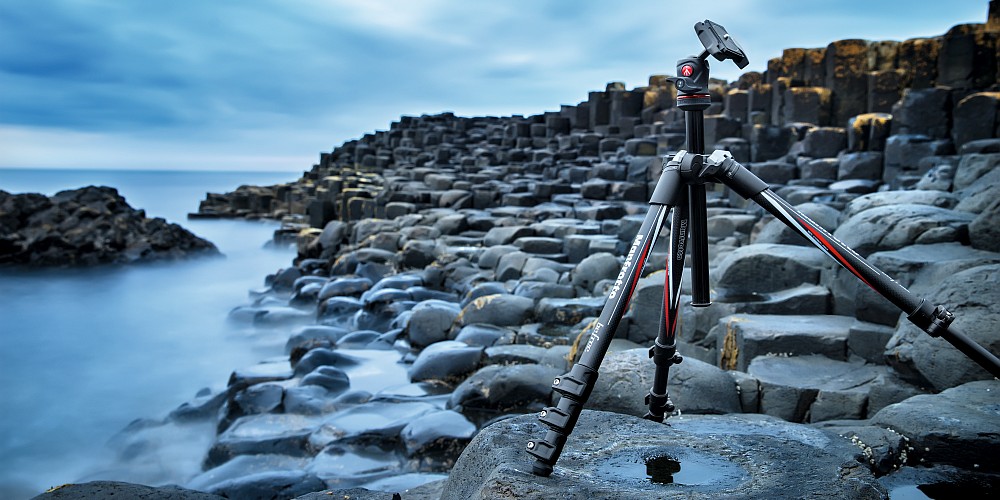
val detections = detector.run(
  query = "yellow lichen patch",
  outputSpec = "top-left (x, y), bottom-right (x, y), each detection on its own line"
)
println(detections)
top-left (45, 484), bottom-right (72, 493)
top-left (566, 319), bottom-right (598, 364)
top-left (719, 317), bottom-right (746, 371)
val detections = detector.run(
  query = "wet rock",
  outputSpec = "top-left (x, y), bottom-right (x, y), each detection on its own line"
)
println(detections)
top-left (442, 411), bottom-right (885, 499)
top-left (400, 409), bottom-right (477, 460)
top-left (250, 306), bottom-right (314, 328)
top-left (228, 360), bottom-right (293, 389)
top-left (405, 300), bottom-right (462, 349)
top-left (884, 264), bottom-right (1000, 390)
top-left (306, 444), bottom-right (403, 490)
top-left (206, 470), bottom-right (326, 499)
top-left (285, 326), bottom-right (351, 357)
top-left (283, 385), bottom-right (339, 415)
top-left (408, 341), bottom-right (484, 385)
top-left (317, 277), bottom-right (373, 302)
top-left (448, 364), bottom-right (560, 414)
top-left (870, 380), bottom-right (1000, 472)
top-left (714, 314), bottom-right (854, 372)
top-left (458, 293), bottom-right (534, 327)
top-left (233, 383), bottom-right (284, 415)
top-left (311, 400), bottom-right (438, 447)
top-left (187, 454), bottom-right (310, 494)
top-left (483, 226), bottom-right (534, 247)
top-left (452, 323), bottom-right (514, 347)
top-left (587, 348), bottom-right (741, 417)
top-left (337, 330), bottom-right (383, 348)
top-left (205, 414), bottom-right (322, 467)
top-left (292, 348), bottom-right (360, 378)
top-left (301, 366), bottom-right (351, 395)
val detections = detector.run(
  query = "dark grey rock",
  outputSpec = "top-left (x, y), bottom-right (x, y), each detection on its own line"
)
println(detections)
top-left (570, 252), bottom-right (620, 293)
top-left (300, 366), bottom-right (351, 395)
top-left (400, 409), bottom-right (477, 459)
top-left (884, 264), bottom-right (1000, 390)
top-left (588, 348), bottom-right (741, 417)
top-left (714, 243), bottom-right (827, 293)
top-left (483, 344), bottom-right (549, 365)
top-left (458, 293), bottom-right (534, 327)
top-left (534, 297), bottom-right (605, 327)
top-left (206, 414), bottom-right (322, 467)
top-left (311, 400), bottom-right (439, 448)
top-left (483, 226), bottom-right (534, 247)
top-left (408, 341), bottom-right (484, 386)
top-left (870, 380), bottom-right (1000, 472)
top-left (285, 325), bottom-right (348, 354)
top-left (292, 348), bottom-right (360, 378)
top-left (187, 454), bottom-right (309, 494)
top-left (847, 321), bottom-right (895, 364)
top-left (838, 152), bottom-right (884, 180)
top-left (0, 186), bottom-right (220, 267)
top-left (448, 364), bottom-right (561, 414)
top-left (477, 245), bottom-right (518, 270)
top-left (842, 190), bottom-right (958, 220)
top-left (968, 198), bottom-right (1000, 252)
top-left (801, 127), bottom-right (847, 158)
top-left (955, 166), bottom-right (1000, 214)
top-left (207, 470), bottom-right (325, 499)
top-left (441, 411), bottom-right (885, 499)
top-left (453, 324), bottom-right (513, 347)
top-left (233, 383), bottom-right (284, 415)
top-left (747, 355), bottom-right (891, 423)
top-left (952, 153), bottom-right (1000, 191)
top-left (30, 481), bottom-right (224, 499)
top-left (405, 300), bottom-right (462, 349)
top-left (713, 314), bottom-right (855, 372)
top-left (283, 385), bottom-right (338, 415)
top-left (834, 204), bottom-right (973, 257)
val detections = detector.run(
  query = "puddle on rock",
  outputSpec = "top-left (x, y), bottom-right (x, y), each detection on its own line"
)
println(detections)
top-left (592, 447), bottom-right (747, 489)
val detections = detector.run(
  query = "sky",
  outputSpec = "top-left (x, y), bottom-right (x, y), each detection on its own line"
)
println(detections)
top-left (0, 0), bottom-right (991, 172)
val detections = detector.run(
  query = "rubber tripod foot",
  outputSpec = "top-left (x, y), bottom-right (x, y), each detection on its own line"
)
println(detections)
top-left (532, 461), bottom-right (554, 477)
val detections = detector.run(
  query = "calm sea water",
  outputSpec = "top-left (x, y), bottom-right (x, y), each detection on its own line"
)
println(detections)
top-left (0, 168), bottom-right (299, 498)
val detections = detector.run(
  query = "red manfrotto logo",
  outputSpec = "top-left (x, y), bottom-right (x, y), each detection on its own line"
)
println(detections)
top-left (681, 65), bottom-right (693, 77)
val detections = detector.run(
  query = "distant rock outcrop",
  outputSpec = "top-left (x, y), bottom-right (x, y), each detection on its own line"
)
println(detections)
top-left (0, 186), bottom-right (220, 266)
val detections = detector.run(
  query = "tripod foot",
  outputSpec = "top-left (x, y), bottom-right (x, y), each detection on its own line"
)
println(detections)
top-left (532, 461), bottom-right (554, 477)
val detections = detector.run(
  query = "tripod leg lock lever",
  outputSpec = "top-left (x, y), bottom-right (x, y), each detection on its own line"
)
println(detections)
top-left (644, 390), bottom-right (676, 422)
top-left (908, 301), bottom-right (955, 338)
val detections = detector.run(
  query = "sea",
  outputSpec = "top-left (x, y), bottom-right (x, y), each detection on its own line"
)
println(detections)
top-left (0, 168), bottom-right (299, 499)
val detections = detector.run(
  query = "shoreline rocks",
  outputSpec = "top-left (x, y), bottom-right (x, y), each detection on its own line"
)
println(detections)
top-left (1, 186), bottom-right (220, 266)
top-left (35, 8), bottom-right (1000, 500)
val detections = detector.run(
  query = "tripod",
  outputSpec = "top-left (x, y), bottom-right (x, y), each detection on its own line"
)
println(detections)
top-left (525, 20), bottom-right (1000, 477)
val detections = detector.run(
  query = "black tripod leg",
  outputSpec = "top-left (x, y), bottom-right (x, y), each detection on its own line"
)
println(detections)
top-left (644, 191), bottom-right (689, 422)
top-left (526, 165), bottom-right (683, 477)
top-left (707, 153), bottom-right (1000, 378)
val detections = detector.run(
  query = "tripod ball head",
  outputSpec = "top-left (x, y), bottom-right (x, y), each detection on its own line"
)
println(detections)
top-left (695, 20), bottom-right (749, 69)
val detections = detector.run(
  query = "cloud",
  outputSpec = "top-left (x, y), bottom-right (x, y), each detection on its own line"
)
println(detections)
top-left (0, 0), bottom-right (990, 170)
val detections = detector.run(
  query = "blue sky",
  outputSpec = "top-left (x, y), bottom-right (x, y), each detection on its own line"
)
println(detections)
top-left (0, 0), bottom-right (989, 171)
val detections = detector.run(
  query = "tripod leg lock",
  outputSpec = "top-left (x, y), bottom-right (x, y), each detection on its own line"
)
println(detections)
top-left (908, 301), bottom-right (955, 338)
top-left (644, 390), bottom-right (676, 422)
top-left (649, 342), bottom-right (683, 367)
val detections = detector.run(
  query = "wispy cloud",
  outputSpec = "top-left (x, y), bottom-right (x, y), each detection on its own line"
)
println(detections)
top-left (0, 0), bottom-right (988, 170)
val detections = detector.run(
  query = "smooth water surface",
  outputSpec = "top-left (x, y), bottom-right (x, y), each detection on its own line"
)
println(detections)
top-left (0, 168), bottom-right (297, 498)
